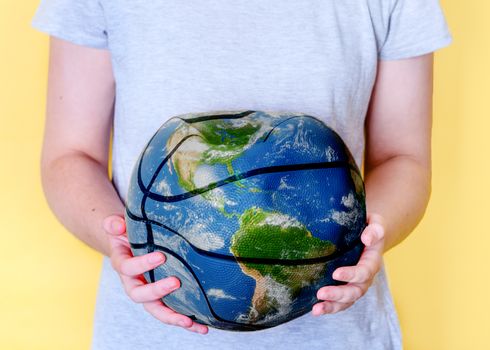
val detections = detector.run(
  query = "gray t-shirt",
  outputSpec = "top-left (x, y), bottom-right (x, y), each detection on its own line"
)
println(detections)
top-left (32, 1), bottom-right (452, 349)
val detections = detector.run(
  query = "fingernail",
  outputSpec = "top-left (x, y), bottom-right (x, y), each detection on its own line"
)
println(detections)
top-left (168, 279), bottom-right (179, 289)
top-left (149, 253), bottom-right (164, 264)
top-left (342, 271), bottom-right (352, 280)
top-left (364, 235), bottom-right (372, 246)
top-left (334, 270), bottom-right (351, 280)
top-left (313, 305), bottom-right (323, 316)
top-left (111, 220), bottom-right (123, 233)
top-left (321, 291), bottom-right (332, 300)
top-left (373, 223), bottom-right (384, 238)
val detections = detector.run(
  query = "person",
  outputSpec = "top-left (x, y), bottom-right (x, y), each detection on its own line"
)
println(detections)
top-left (32, 0), bottom-right (452, 349)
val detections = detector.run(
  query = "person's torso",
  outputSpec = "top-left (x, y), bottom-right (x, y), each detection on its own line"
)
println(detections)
top-left (93, 1), bottom-right (401, 349)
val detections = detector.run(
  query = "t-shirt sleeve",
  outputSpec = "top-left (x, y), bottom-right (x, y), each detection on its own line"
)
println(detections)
top-left (31, 0), bottom-right (108, 49)
top-left (378, 0), bottom-right (453, 60)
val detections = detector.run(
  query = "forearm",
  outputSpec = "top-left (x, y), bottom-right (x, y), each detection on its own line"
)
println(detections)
top-left (363, 155), bottom-right (432, 252)
top-left (41, 152), bottom-right (125, 257)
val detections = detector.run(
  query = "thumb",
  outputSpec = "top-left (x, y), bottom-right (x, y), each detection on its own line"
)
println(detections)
top-left (102, 214), bottom-right (126, 236)
top-left (361, 212), bottom-right (386, 246)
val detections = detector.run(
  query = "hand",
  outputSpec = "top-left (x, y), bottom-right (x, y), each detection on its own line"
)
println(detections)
top-left (102, 215), bottom-right (209, 334)
top-left (312, 212), bottom-right (386, 316)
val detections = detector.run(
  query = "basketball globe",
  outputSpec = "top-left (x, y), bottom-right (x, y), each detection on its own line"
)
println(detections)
top-left (125, 110), bottom-right (367, 331)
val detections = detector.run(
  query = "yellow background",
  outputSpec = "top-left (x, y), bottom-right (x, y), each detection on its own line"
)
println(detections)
top-left (0, 0), bottom-right (488, 349)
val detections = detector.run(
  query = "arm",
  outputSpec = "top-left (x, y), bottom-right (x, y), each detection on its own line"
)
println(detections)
top-left (41, 36), bottom-right (119, 257)
top-left (313, 52), bottom-right (434, 315)
top-left (364, 53), bottom-right (433, 252)
top-left (41, 37), bottom-right (208, 334)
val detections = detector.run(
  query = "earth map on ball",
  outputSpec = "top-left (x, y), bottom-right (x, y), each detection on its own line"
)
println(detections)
top-left (125, 110), bottom-right (366, 331)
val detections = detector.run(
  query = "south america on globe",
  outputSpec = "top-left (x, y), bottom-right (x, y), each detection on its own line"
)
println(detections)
top-left (125, 110), bottom-right (367, 331)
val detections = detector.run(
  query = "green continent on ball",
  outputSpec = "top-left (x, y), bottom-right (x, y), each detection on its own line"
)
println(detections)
top-left (169, 119), bottom-right (265, 191)
top-left (230, 206), bottom-right (336, 322)
top-left (196, 119), bottom-right (262, 165)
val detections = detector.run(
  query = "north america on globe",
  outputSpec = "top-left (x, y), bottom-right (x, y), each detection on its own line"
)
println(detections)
top-left (165, 115), bottom-right (274, 216)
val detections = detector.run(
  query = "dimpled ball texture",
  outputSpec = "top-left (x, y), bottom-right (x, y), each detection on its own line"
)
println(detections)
top-left (125, 110), bottom-right (367, 331)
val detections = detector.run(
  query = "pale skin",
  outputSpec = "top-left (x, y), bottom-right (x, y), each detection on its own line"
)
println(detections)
top-left (41, 37), bottom-right (433, 334)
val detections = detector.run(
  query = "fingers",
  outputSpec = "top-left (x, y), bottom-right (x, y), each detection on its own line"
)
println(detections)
top-left (313, 283), bottom-right (368, 316)
top-left (333, 263), bottom-right (374, 284)
top-left (144, 300), bottom-right (209, 334)
top-left (108, 236), bottom-right (133, 265)
top-left (103, 215), bottom-right (126, 236)
top-left (361, 212), bottom-right (385, 246)
top-left (316, 284), bottom-right (365, 304)
top-left (312, 301), bottom-right (354, 316)
top-left (334, 234), bottom-right (384, 284)
top-left (103, 214), bottom-right (129, 256)
top-left (115, 252), bottom-right (209, 334)
top-left (332, 251), bottom-right (381, 283)
top-left (128, 277), bottom-right (208, 334)
top-left (124, 275), bottom-right (180, 303)
top-left (102, 215), bottom-right (209, 334)
top-left (313, 212), bottom-right (388, 316)
top-left (114, 250), bottom-right (166, 277)
top-left (105, 217), bottom-right (166, 278)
